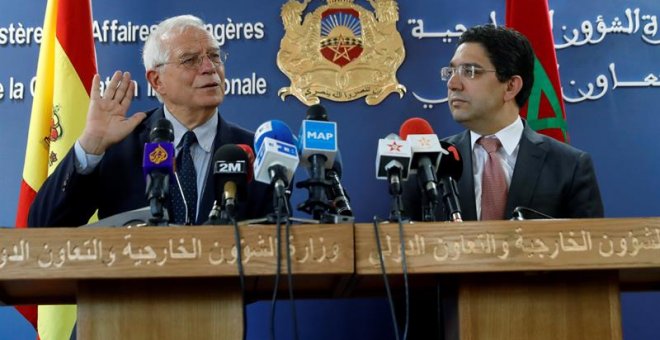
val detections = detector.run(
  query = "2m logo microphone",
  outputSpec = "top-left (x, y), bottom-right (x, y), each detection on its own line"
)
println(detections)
top-left (214, 160), bottom-right (247, 174)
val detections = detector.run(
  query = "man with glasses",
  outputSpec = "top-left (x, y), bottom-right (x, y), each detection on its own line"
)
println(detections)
top-left (440, 24), bottom-right (603, 221)
top-left (29, 15), bottom-right (271, 227)
top-left (402, 24), bottom-right (605, 340)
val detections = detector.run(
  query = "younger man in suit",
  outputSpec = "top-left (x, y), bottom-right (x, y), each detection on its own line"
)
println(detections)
top-left (401, 25), bottom-right (604, 340)
top-left (442, 24), bottom-right (603, 221)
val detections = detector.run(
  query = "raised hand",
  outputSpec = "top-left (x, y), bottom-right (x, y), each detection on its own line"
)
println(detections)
top-left (79, 71), bottom-right (147, 155)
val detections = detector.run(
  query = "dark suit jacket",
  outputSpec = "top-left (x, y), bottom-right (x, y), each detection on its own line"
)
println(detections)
top-left (28, 107), bottom-right (272, 227)
top-left (403, 122), bottom-right (604, 221)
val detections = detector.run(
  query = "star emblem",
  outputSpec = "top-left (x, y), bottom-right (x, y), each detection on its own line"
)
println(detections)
top-left (387, 141), bottom-right (403, 152)
top-left (327, 35), bottom-right (356, 62)
top-left (419, 137), bottom-right (431, 147)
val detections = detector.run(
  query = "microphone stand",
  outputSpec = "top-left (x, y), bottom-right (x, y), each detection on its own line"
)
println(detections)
top-left (296, 155), bottom-right (332, 219)
top-left (419, 178), bottom-right (439, 222)
top-left (205, 200), bottom-right (233, 225)
top-left (146, 172), bottom-right (171, 226)
top-left (439, 177), bottom-right (463, 222)
top-left (297, 155), bottom-right (354, 224)
top-left (387, 168), bottom-right (409, 223)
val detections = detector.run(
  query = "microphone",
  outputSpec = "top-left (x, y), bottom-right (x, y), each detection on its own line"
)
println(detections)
top-left (376, 133), bottom-right (412, 220)
top-left (206, 144), bottom-right (253, 224)
top-left (296, 104), bottom-right (339, 219)
top-left (326, 165), bottom-right (353, 218)
top-left (237, 143), bottom-right (256, 182)
top-left (253, 120), bottom-right (299, 206)
top-left (511, 206), bottom-right (555, 220)
top-left (143, 118), bottom-right (175, 225)
top-left (399, 117), bottom-right (442, 221)
top-left (437, 141), bottom-right (463, 222)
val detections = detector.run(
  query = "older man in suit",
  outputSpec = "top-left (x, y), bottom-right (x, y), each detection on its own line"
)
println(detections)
top-left (28, 15), bottom-right (271, 227)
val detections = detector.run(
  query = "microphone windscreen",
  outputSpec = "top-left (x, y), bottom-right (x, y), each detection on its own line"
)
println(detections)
top-left (306, 104), bottom-right (328, 121)
top-left (254, 120), bottom-right (296, 151)
top-left (144, 118), bottom-right (175, 177)
top-left (385, 133), bottom-right (402, 141)
top-left (399, 117), bottom-right (435, 140)
top-left (438, 141), bottom-right (463, 180)
top-left (149, 118), bottom-right (174, 143)
top-left (212, 144), bottom-right (251, 201)
top-left (236, 144), bottom-right (255, 182)
top-left (143, 142), bottom-right (175, 177)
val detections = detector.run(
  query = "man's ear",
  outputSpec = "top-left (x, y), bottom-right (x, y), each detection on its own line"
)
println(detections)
top-left (503, 75), bottom-right (523, 103)
top-left (146, 69), bottom-right (163, 95)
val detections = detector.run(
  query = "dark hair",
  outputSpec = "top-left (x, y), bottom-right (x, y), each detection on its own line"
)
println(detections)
top-left (457, 25), bottom-right (534, 108)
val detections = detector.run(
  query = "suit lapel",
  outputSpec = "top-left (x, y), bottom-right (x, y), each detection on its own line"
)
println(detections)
top-left (454, 131), bottom-right (477, 221)
top-left (505, 124), bottom-right (547, 218)
top-left (197, 113), bottom-right (231, 224)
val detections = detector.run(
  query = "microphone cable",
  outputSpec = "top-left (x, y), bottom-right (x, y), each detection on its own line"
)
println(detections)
top-left (269, 201), bottom-right (283, 340)
top-left (231, 216), bottom-right (248, 340)
top-left (284, 201), bottom-right (300, 340)
top-left (173, 172), bottom-right (192, 225)
top-left (373, 216), bottom-right (401, 340)
top-left (269, 194), bottom-right (300, 340)
top-left (396, 213), bottom-right (411, 340)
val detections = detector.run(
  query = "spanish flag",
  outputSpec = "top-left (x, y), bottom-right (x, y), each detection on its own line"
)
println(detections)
top-left (15, 0), bottom-right (96, 338)
top-left (506, 0), bottom-right (569, 142)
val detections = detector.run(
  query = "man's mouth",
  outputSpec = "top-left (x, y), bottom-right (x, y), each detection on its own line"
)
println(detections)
top-left (199, 82), bottom-right (220, 89)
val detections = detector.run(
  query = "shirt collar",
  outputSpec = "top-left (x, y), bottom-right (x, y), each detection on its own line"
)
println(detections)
top-left (163, 106), bottom-right (218, 153)
top-left (470, 116), bottom-right (523, 155)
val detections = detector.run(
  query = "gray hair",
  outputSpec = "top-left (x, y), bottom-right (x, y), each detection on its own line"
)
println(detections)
top-left (142, 15), bottom-right (217, 101)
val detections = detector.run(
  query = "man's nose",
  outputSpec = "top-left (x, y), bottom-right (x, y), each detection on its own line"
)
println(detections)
top-left (447, 72), bottom-right (462, 92)
top-left (198, 55), bottom-right (216, 73)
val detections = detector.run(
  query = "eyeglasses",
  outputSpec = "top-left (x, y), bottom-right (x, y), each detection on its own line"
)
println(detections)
top-left (155, 50), bottom-right (228, 70)
top-left (440, 65), bottom-right (496, 81)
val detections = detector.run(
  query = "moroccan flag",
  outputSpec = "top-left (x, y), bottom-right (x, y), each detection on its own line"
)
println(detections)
top-left (506, 0), bottom-right (568, 142)
top-left (15, 0), bottom-right (96, 338)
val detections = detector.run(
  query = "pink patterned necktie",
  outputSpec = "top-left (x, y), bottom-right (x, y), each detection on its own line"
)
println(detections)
top-left (478, 137), bottom-right (507, 220)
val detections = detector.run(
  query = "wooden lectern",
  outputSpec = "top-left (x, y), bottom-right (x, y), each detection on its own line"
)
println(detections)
top-left (354, 218), bottom-right (660, 340)
top-left (3, 218), bottom-right (660, 339)
top-left (0, 224), bottom-right (354, 339)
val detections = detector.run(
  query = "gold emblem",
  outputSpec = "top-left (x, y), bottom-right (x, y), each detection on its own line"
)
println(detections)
top-left (149, 145), bottom-right (170, 165)
top-left (44, 105), bottom-right (63, 166)
top-left (277, 0), bottom-right (406, 105)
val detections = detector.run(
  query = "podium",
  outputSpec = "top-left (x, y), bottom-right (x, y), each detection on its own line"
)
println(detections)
top-left (0, 224), bottom-right (354, 339)
top-left (2, 218), bottom-right (660, 339)
top-left (354, 218), bottom-right (660, 340)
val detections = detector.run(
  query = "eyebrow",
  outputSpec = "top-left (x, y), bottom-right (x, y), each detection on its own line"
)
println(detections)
top-left (177, 48), bottom-right (221, 59)
top-left (449, 62), bottom-right (484, 68)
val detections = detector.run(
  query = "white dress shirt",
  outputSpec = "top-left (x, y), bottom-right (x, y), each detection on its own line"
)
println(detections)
top-left (470, 116), bottom-right (524, 220)
top-left (74, 107), bottom-right (219, 219)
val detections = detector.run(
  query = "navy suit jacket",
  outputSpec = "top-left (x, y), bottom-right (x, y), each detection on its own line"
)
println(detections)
top-left (28, 107), bottom-right (272, 227)
top-left (404, 122), bottom-right (604, 221)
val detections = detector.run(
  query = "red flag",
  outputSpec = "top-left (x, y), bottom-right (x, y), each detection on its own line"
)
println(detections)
top-left (15, 0), bottom-right (96, 338)
top-left (506, 0), bottom-right (568, 142)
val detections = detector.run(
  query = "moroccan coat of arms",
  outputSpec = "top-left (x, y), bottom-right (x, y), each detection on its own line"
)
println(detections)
top-left (277, 0), bottom-right (406, 105)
